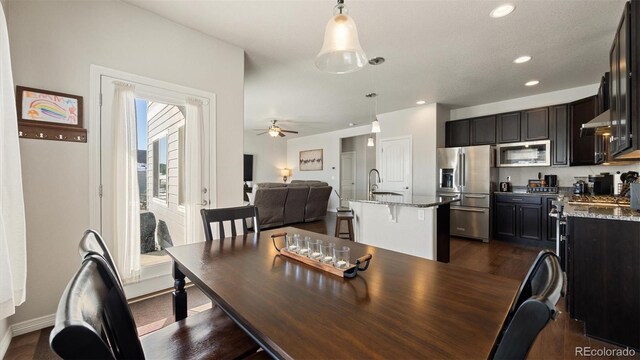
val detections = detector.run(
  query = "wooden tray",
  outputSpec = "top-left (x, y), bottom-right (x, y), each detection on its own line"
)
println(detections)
top-left (271, 233), bottom-right (372, 278)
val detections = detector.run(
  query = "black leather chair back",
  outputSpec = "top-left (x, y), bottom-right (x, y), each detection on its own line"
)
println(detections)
top-left (50, 255), bottom-right (144, 359)
top-left (200, 205), bottom-right (260, 241)
top-left (510, 249), bottom-right (562, 315)
top-left (492, 252), bottom-right (564, 360)
top-left (78, 229), bottom-right (123, 289)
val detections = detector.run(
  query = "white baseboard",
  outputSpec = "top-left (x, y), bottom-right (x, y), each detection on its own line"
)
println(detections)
top-left (0, 325), bottom-right (12, 359)
top-left (11, 313), bottom-right (56, 336)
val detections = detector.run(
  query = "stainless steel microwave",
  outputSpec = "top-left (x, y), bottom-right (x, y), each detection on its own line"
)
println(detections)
top-left (496, 140), bottom-right (551, 167)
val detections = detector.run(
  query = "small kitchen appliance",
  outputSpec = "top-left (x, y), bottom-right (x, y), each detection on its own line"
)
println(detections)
top-left (573, 180), bottom-right (588, 194)
top-left (589, 174), bottom-right (613, 195)
top-left (544, 175), bottom-right (558, 188)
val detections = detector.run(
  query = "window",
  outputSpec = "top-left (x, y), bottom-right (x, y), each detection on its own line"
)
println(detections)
top-left (178, 125), bottom-right (185, 206)
top-left (153, 135), bottom-right (168, 202)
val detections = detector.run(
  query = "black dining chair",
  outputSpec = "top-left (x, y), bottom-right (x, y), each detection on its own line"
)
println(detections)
top-left (491, 251), bottom-right (564, 360)
top-left (509, 249), bottom-right (563, 317)
top-left (78, 229), bottom-right (123, 288)
top-left (201, 205), bottom-right (260, 241)
top-left (50, 254), bottom-right (261, 360)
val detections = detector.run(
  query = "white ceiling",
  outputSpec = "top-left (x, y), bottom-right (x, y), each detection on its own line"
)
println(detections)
top-left (125, 0), bottom-right (626, 137)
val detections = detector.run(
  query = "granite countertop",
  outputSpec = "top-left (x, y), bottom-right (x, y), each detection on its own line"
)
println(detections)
top-left (563, 203), bottom-right (640, 222)
top-left (350, 195), bottom-right (461, 208)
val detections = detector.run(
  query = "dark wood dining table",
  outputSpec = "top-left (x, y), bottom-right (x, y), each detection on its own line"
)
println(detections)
top-left (166, 227), bottom-right (520, 359)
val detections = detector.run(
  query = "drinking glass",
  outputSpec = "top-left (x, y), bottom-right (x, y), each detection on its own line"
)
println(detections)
top-left (308, 239), bottom-right (323, 260)
top-left (333, 246), bottom-right (350, 269)
top-left (286, 234), bottom-right (298, 252)
top-left (297, 236), bottom-right (311, 256)
top-left (320, 243), bottom-right (335, 264)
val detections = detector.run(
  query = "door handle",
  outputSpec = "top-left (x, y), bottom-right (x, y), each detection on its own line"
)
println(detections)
top-left (461, 153), bottom-right (466, 187)
top-left (404, 186), bottom-right (409, 189)
top-left (453, 207), bottom-right (486, 213)
top-left (197, 200), bottom-right (208, 206)
top-left (465, 195), bottom-right (486, 199)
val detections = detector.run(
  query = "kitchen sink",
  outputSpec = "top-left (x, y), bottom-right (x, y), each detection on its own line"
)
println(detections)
top-left (371, 191), bottom-right (402, 196)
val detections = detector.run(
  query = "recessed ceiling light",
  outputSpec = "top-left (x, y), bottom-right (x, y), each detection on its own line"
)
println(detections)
top-left (490, 4), bottom-right (515, 18)
top-left (513, 56), bottom-right (531, 64)
top-left (416, 100), bottom-right (426, 105)
top-left (525, 80), bottom-right (540, 86)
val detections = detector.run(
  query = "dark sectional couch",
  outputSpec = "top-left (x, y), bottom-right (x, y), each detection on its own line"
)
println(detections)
top-left (254, 180), bottom-right (333, 228)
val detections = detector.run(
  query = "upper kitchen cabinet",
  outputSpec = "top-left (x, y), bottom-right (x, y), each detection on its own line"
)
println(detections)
top-left (521, 108), bottom-right (549, 141)
top-left (610, 2), bottom-right (633, 157)
top-left (445, 119), bottom-right (470, 147)
top-left (569, 96), bottom-right (597, 166)
top-left (497, 112), bottom-right (521, 143)
top-left (549, 105), bottom-right (569, 166)
top-left (470, 116), bottom-right (496, 145)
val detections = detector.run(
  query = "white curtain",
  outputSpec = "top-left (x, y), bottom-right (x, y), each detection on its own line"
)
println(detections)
top-left (0, 1), bottom-right (27, 320)
top-left (185, 99), bottom-right (204, 244)
top-left (112, 82), bottom-right (140, 284)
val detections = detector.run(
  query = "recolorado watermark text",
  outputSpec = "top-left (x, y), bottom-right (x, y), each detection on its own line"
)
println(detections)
top-left (575, 346), bottom-right (636, 357)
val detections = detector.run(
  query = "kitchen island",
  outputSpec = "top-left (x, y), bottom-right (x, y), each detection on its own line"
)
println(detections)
top-left (564, 204), bottom-right (640, 350)
top-left (349, 195), bottom-right (459, 262)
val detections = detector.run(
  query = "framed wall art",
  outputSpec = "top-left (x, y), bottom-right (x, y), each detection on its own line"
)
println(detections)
top-left (299, 149), bottom-right (323, 171)
top-left (15, 86), bottom-right (86, 142)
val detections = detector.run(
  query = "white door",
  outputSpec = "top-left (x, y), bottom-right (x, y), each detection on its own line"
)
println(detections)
top-left (99, 75), bottom-right (212, 267)
top-left (380, 136), bottom-right (412, 198)
top-left (340, 151), bottom-right (356, 206)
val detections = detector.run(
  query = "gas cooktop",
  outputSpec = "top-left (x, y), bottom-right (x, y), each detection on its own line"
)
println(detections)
top-left (568, 194), bottom-right (631, 206)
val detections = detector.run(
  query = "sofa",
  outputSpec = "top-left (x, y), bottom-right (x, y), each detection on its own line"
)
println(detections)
top-left (252, 180), bottom-right (332, 229)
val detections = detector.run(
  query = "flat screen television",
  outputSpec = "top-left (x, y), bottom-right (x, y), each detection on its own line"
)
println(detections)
top-left (243, 154), bottom-right (253, 182)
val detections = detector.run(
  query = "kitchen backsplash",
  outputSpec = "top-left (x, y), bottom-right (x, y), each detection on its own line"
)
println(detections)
top-left (498, 163), bottom-right (640, 188)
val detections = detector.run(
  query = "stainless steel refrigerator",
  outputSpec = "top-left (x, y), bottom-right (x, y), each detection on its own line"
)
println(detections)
top-left (436, 145), bottom-right (497, 242)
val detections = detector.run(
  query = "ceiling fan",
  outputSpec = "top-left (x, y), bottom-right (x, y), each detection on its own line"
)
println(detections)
top-left (256, 120), bottom-right (299, 137)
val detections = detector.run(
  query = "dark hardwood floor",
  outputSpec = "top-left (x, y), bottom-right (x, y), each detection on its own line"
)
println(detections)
top-left (5, 212), bottom-right (638, 359)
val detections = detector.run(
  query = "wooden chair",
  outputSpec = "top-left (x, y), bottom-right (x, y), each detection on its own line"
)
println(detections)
top-left (201, 205), bottom-right (260, 241)
top-left (492, 251), bottom-right (564, 360)
top-left (50, 254), bottom-right (261, 360)
top-left (335, 209), bottom-right (355, 241)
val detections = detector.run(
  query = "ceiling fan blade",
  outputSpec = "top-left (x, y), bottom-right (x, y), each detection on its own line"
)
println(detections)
top-left (278, 132), bottom-right (286, 137)
top-left (256, 132), bottom-right (267, 135)
top-left (281, 130), bottom-right (299, 134)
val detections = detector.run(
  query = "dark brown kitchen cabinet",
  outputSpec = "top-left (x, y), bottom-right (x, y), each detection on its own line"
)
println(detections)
top-left (549, 105), bottom-right (569, 166)
top-left (610, 2), bottom-right (632, 156)
top-left (494, 194), bottom-right (547, 246)
top-left (546, 198), bottom-right (557, 243)
top-left (521, 108), bottom-right (549, 141)
top-left (470, 116), bottom-right (496, 145)
top-left (497, 112), bottom-right (521, 143)
top-left (567, 217), bottom-right (640, 349)
top-left (445, 119), bottom-right (470, 147)
top-left (569, 96), bottom-right (597, 166)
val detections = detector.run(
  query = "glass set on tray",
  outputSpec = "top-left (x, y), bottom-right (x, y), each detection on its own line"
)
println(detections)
top-left (285, 233), bottom-right (350, 269)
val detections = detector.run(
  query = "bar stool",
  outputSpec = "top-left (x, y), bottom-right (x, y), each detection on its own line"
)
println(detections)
top-left (335, 209), bottom-right (355, 241)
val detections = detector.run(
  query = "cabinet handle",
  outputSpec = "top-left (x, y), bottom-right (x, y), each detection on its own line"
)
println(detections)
top-left (512, 198), bottom-right (523, 201)
top-left (465, 195), bottom-right (487, 199)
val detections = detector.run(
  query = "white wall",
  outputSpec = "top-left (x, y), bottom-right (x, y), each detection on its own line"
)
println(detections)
top-left (450, 84), bottom-right (599, 120)
top-left (244, 131), bottom-right (288, 184)
top-left (377, 104), bottom-right (442, 196)
top-left (5, 0), bottom-right (244, 324)
top-left (287, 125), bottom-right (372, 210)
top-left (341, 134), bottom-right (374, 200)
top-left (0, 318), bottom-right (10, 359)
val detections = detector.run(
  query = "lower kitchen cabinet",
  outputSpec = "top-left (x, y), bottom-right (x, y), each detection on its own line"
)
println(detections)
top-left (494, 194), bottom-right (548, 246)
top-left (567, 217), bottom-right (640, 349)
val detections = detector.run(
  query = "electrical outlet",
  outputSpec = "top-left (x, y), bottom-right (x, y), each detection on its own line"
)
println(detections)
top-left (418, 209), bottom-right (425, 221)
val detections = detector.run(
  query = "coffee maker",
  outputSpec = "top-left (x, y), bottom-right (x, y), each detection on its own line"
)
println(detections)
top-left (589, 174), bottom-right (613, 195)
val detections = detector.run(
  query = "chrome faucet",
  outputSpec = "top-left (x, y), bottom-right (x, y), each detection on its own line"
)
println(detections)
top-left (368, 168), bottom-right (381, 199)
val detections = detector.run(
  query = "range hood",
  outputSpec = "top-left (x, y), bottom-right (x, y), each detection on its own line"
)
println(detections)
top-left (580, 110), bottom-right (611, 137)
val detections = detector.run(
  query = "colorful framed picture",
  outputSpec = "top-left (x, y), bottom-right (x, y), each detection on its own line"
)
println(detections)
top-left (299, 149), bottom-right (323, 171)
top-left (16, 86), bottom-right (83, 128)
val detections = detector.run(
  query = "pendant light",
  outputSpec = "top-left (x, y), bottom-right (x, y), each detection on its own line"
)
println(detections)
top-left (367, 135), bottom-right (375, 147)
top-left (367, 57), bottom-right (384, 133)
top-left (366, 92), bottom-right (381, 133)
top-left (315, 0), bottom-right (367, 74)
